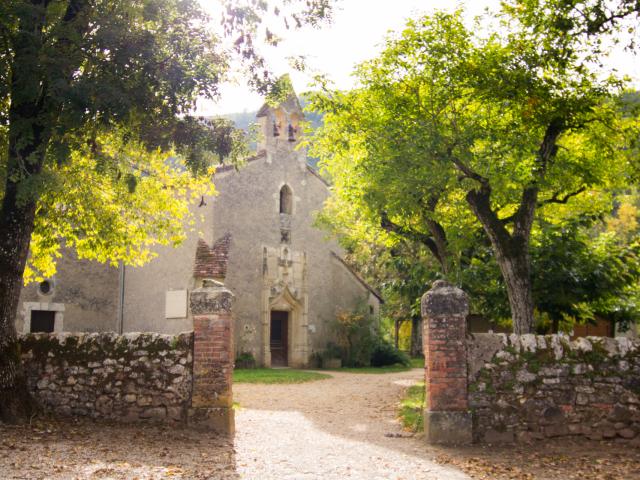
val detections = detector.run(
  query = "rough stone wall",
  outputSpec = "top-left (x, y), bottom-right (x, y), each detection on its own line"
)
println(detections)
top-left (20, 332), bottom-right (193, 422)
top-left (17, 247), bottom-right (120, 333)
top-left (467, 333), bottom-right (640, 443)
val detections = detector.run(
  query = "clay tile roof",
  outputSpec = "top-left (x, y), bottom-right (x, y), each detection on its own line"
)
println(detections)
top-left (193, 233), bottom-right (232, 280)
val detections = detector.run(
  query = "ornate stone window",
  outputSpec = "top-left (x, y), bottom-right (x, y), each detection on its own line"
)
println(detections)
top-left (279, 184), bottom-right (293, 214)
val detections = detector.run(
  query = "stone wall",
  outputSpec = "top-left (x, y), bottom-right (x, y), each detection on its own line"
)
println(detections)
top-left (20, 332), bottom-right (193, 422)
top-left (467, 333), bottom-right (640, 443)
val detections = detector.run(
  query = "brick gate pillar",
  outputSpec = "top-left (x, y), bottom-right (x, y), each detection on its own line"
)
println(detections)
top-left (421, 280), bottom-right (472, 444)
top-left (188, 279), bottom-right (235, 434)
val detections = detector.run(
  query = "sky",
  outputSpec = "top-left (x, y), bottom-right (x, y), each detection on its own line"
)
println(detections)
top-left (196, 0), bottom-right (640, 115)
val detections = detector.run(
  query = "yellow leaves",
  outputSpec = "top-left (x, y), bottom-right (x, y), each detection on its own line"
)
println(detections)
top-left (24, 129), bottom-right (216, 283)
top-left (607, 200), bottom-right (639, 240)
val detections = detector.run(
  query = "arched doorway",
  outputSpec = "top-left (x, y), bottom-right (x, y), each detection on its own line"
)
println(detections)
top-left (270, 310), bottom-right (289, 366)
top-left (262, 284), bottom-right (308, 367)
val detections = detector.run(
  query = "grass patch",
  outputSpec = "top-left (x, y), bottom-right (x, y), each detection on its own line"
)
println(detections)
top-left (328, 364), bottom-right (411, 374)
top-left (399, 381), bottom-right (425, 432)
top-left (233, 368), bottom-right (331, 384)
top-left (410, 357), bottom-right (424, 368)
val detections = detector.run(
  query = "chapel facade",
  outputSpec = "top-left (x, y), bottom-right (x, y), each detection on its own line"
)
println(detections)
top-left (16, 94), bottom-right (382, 368)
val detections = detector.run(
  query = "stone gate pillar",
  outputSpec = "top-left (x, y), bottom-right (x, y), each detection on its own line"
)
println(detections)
top-left (188, 280), bottom-right (235, 434)
top-left (421, 280), bottom-right (472, 444)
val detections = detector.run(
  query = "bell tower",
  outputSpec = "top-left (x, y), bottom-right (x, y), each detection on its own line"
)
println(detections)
top-left (256, 87), bottom-right (304, 152)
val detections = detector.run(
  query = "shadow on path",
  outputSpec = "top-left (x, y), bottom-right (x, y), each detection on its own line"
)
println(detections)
top-left (233, 368), bottom-right (469, 479)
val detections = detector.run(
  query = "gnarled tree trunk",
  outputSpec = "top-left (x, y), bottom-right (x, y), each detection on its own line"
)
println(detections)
top-left (0, 184), bottom-right (39, 422)
top-left (466, 185), bottom-right (537, 334)
top-left (0, 0), bottom-right (52, 421)
top-left (492, 242), bottom-right (535, 335)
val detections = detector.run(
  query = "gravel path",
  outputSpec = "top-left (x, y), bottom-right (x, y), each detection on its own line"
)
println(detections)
top-left (234, 368), bottom-right (469, 480)
top-left (2, 370), bottom-right (638, 479)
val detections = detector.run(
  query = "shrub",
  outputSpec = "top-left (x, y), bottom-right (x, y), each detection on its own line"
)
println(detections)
top-left (321, 342), bottom-right (343, 359)
top-left (235, 351), bottom-right (256, 369)
top-left (370, 339), bottom-right (410, 367)
top-left (332, 309), bottom-right (375, 367)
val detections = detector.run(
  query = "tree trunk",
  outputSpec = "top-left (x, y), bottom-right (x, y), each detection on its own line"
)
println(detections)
top-left (466, 185), bottom-right (537, 334)
top-left (0, 0), bottom-right (58, 422)
top-left (493, 247), bottom-right (536, 335)
top-left (409, 315), bottom-right (422, 357)
top-left (0, 182), bottom-right (39, 422)
top-left (394, 319), bottom-right (400, 349)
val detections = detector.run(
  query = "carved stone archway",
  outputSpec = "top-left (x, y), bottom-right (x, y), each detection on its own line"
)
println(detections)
top-left (261, 283), bottom-right (309, 367)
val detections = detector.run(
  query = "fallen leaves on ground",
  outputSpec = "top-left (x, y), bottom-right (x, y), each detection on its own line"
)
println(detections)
top-left (1, 418), bottom-right (639, 479)
top-left (435, 437), bottom-right (640, 480)
top-left (0, 418), bottom-right (238, 479)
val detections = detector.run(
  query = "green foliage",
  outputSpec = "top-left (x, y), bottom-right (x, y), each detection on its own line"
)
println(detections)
top-left (0, 0), bottom-right (242, 283)
top-left (409, 357), bottom-right (424, 369)
top-left (398, 382), bottom-right (425, 432)
top-left (320, 342), bottom-right (343, 361)
top-left (232, 368), bottom-right (331, 384)
top-left (331, 304), bottom-right (376, 367)
top-left (235, 351), bottom-right (257, 369)
top-left (329, 302), bottom-right (410, 367)
top-left (306, 6), bottom-right (639, 332)
top-left (531, 215), bottom-right (640, 331)
top-left (0, 0), bottom-right (334, 283)
top-left (370, 339), bottom-right (410, 367)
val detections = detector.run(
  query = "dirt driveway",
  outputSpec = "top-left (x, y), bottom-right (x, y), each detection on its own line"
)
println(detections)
top-left (234, 368), bottom-right (468, 479)
top-left (2, 369), bottom-right (639, 479)
top-left (234, 369), bottom-right (640, 480)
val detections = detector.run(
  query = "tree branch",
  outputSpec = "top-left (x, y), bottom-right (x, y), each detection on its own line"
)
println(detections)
top-left (498, 186), bottom-right (587, 226)
top-left (537, 117), bottom-right (565, 175)
top-left (541, 186), bottom-right (587, 205)
top-left (449, 151), bottom-right (489, 186)
top-left (513, 185), bottom-right (538, 239)
top-left (380, 211), bottom-right (446, 271)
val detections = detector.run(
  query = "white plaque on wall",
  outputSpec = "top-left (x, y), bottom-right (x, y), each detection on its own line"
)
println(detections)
top-left (165, 290), bottom-right (188, 319)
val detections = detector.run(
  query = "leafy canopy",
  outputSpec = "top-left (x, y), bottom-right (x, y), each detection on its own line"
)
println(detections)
top-left (307, 6), bottom-right (639, 329)
top-left (1, 0), bottom-right (333, 282)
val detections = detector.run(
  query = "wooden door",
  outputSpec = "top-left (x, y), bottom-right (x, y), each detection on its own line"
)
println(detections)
top-left (270, 311), bottom-right (289, 366)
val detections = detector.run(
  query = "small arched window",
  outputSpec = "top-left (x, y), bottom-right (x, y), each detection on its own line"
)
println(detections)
top-left (279, 185), bottom-right (292, 214)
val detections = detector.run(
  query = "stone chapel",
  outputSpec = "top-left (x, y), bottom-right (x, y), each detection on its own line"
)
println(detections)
top-left (16, 94), bottom-right (382, 368)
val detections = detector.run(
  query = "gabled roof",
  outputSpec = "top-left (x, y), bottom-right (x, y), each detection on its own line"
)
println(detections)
top-left (256, 102), bottom-right (270, 118)
top-left (330, 251), bottom-right (384, 303)
top-left (306, 164), bottom-right (329, 187)
top-left (214, 150), bottom-right (267, 173)
top-left (256, 94), bottom-right (303, 118)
